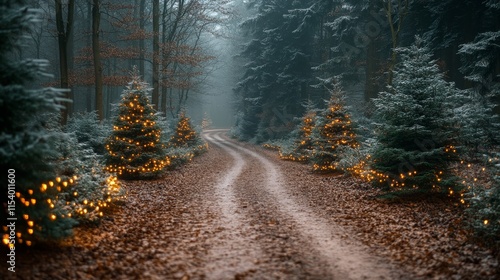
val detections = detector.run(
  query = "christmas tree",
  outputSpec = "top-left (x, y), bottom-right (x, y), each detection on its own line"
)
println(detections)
top-left (311, 85), bottom-right (358, 172)
top-left (372, 37), bottom-right (460, 191)
top-left (1, 0), bottom-right (76, 246)
top-left (105, 70), bottom-right (167, 179)
top-left (169, 111), bottom-right (198, 148)
top-left (280, 100), bottom-right (317, 162)
top-left (201, 112), bottom-right (213, 130)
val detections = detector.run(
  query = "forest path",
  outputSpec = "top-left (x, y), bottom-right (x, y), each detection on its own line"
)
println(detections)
top-left (2, 130), bottom-right (407, 280)
top-left (200, 130), bottom-right (400, 279)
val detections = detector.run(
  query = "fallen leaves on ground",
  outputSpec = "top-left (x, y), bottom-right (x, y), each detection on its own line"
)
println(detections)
top-left (264, 148), bottom-right (499, 279)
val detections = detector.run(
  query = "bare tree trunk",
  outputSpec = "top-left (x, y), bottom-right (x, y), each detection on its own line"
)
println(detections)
top-left (160, 0), bottom-right (169, 116)
top-left (384, 0), bottom-right (409, 86)
top-left (93, 0), bottom-right (104, 121)
top-left (86, 0), bottom-right (92, 112)
top-left (55, 0), bottom-right (75, 125)
top-left (139, 0), bottom-right (146, 75)
top-left (152, 0), bottom-right (160, 109)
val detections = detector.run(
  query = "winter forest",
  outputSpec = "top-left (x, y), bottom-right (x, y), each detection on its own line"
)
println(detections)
top-left (1, 0), bottom-right (500, 279)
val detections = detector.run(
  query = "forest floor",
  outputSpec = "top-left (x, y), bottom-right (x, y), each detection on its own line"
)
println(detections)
top-left (1, 130), bottom-right (499, 279)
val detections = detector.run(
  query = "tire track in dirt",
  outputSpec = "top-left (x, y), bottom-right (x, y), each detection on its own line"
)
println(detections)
top-left (202, 131), bottom-right (264, 279)
top-left (211, 131), bottom-right (398, 280)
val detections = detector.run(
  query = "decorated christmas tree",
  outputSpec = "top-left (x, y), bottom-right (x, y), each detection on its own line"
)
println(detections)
top-left (105, 69), bottom-right (167, 179)
top-left (1, 0), bottom-right (76, 246)
top-left (372, 37), bottom-right (460, 191)
top-left (311, 85), bottom-right (358, 172)
top-left (280, 100), bottom-right (317, 162)
top-left (169, 111), bottom-right (198, 147)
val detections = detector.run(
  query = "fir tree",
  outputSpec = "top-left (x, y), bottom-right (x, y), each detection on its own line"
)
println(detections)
top-left (280, 100), bottom-right (317, 162)
top-left (465, 152), bottom-right (500, 252)
top-left (105, 70), bottom-right (167, 179)
top-left (201, 112), bottom-right (213, 130)
top-left (311, 84), bottom-right (358, 172)
top-left (169, 111), bottom-right (198, 148)
top-left (1, 0), bottom-right (76, 245)
top-left (372, 37), bottom-right (460, 191)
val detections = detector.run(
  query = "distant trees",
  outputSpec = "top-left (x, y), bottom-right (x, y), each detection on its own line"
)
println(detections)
top-left (234, 0), bottom-right (330, 141)
top-left (233, 0), bottom-right (500, 146)
top-left (55, 0), bottom-right (75, 124)
top-left (92, 0), bottom-right (103, 120)
top-left (25, 0), bottom-right (231, 119)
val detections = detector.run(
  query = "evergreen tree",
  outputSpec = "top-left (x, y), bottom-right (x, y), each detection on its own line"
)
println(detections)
top-left (466, 153), bottom-right (500, 252)
top-left (1, 0), bottom-right (76, 245)
top-left (169, 111), bottom-right (198, 147)
top-left (372, 37), bottom-right (460, 191)
top-left (280, 100), bottom-right (317, 162)
top-left (234, 0), bottom-right (326, 142)
top-left (201, 112), bottom-right (213, 130)
top-left (105, 71), bottom-right (167, 179)
top-left (311, 84), bottom-right (358, 172)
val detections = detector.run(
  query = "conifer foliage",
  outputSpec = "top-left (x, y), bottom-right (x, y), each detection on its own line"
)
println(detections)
top-left (280, 101), bottom-right (317, 162)
top-left (311, 85), bottom-right (358, 172)
top-left (372, 37), bottom-right (460, 191)
top-left (1, 0), bottom-right (76, 245)
top-left (105, 70), bottom-right (167, 179)
top-left (169, 111), bottom-right (198, 148)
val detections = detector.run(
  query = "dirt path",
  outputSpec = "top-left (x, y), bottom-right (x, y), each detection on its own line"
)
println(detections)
top-left (2, 130), bottom-right (409, 280)
top-left (201, 130), bottom-right (403, 279)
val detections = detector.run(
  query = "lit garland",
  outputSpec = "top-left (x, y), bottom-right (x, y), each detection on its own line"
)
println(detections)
top-left (105, 74), bottom-right (167, 179)
top-left (280, 112), bottom-right (316, 162)
top-left (66, 175), bottom-right (126, 221)
top-left (2, 176), bottom-right (77, 247)
top-left (2, 174), bottom-right (126, 247)
top-left (348, 145), bottom-right (489, 201)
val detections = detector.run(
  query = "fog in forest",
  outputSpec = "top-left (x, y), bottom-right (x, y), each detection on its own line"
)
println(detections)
top-left (193, 37), bottom-right (237, 128)
top-left (2, 1), bottom-right (500, 279)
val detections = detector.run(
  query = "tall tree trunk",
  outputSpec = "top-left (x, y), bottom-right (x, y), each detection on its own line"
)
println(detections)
top-left (93, 0), bottom-right (104, 121)
top-left (139, 0), bottom-right (146, 75)
top-left (152, 0), bottom-right (160, 109)
top-left (86, 0), bottom-right (92, 112)
top-left (160, 0), bottom-right (168, 116)
top-left (55, 0), bottom-right (75, 125)
top-left (365, 38), bottom-right (380, 101)
top-left (384, 0), bottom-right (409, 86)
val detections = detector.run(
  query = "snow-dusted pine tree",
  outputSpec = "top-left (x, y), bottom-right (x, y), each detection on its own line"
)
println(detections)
top-left (169, 111), bottom-right (198, 148)
top-left (311, 84), bottom-right (358, 172)
top-left (1, 0), bottom-right (76, 245)
top-left (280, 100), bottom-right (317, 162)
top-left (105, 70), bottom-right (167, 179)
top-left (372, 37), bottom-right (460, 191)
top-left (466, 153), bottom-right (500, 252)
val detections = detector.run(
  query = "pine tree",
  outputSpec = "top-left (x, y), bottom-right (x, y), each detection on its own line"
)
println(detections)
top-left (280, 100), bottom-right (317, 162)
top-left (311, 85), bottom-right (358, 172)
top-left (372, 37), bottom-right (460, 191)
top-left (201, 112), bottom-right (213, 130)
top-left (1, 0), bottom-right (76, 246)
top-left (169, 111), bottom-right (198, 147)
top-left (105, 71), bottom-right (167, 179)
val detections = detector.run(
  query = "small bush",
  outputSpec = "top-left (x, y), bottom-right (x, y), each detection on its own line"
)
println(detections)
top-left (66, 111), bottom-right (110, 155)
top-left (466, 152), bottom-right (500, 252)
